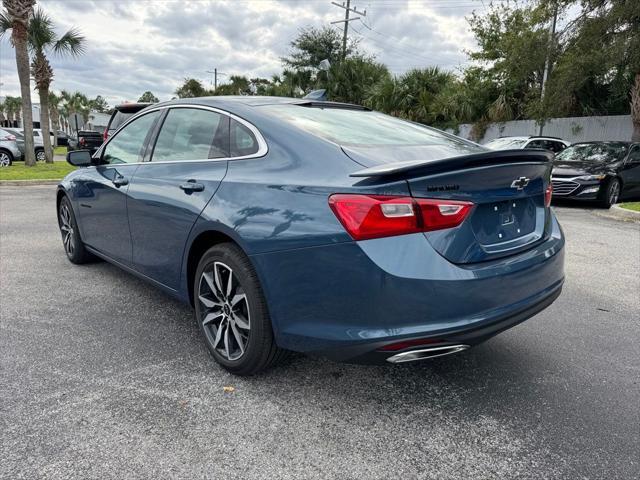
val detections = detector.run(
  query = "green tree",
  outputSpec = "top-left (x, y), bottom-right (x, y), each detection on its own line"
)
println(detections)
top-left (537, 0), bottom-right (639, 138)
top-left (215, 75), bottom-right (252, 95)
top-left (1, 0), bottom-right (36, 166)
top-left (89, 95), bottom-right (109, 113)
top-left (175, 78), bottom-right (212, 98)
top-left (138, 91), bottom-right (159, 103)
top-left (325, 55), bottom-right (390, 105)
top-left (60, 90), bottom-right (90, 132)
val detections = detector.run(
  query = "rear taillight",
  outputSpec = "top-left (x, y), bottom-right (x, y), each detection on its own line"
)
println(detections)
top-left (1, 134), bottom-right (16, 141)
top-left (79, 136), bottom-right (86, 146)
top-left (328, 194), bottom-right (474, 241)
top-left (545, 184), bottom-right (553, 207)
top-left (103, 128), bottom-right (108, 141)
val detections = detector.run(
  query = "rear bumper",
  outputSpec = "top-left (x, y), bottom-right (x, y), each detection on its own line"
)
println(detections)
top-left (251, 212), bottom-right (565, 361)
top-left (317, 279), bottom-right (562, 364)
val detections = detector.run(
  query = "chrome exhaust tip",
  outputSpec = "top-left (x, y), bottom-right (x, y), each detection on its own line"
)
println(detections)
top-left (386, 344), bottom-right (470, 364)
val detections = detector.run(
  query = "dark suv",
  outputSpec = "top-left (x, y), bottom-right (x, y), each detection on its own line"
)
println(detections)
top-left (103, 103), bottom-right (152, 140)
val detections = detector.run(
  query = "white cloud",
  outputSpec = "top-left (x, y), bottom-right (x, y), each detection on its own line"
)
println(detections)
top-left (0, 0), bottom-right (482, 106)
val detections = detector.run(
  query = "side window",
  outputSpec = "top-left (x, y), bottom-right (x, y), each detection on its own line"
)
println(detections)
top-left (628, 147), bottom-right (640, 164)
top-left (151, 108), bottom-right (228, 162)
top-left (230, 118), bottom-right (259, 157)
top-left (103, 111), bottom-right (160, 164)
top-left (526, 140), bottom-right (545, 149)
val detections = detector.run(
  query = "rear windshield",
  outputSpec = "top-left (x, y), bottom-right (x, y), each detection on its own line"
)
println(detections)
top-left (109, 111), bottom-right (134, 131)
top-left (262, 104), bottom-right (471, 148)
top-left (555, 143), bottom-right (628, 163)
top-left (484, 138), bottom-right (527, 149)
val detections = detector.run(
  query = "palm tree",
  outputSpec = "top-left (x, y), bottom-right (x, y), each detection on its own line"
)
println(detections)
top-left (1, 0), bottom-right (36, 166)
top-left (60, 90), bottom-right (90, 132)
top-left (28, 8), bottom-right (84, 162)
top-left (48, 90), bottom-right (61, 144)
top-left (3, 96), bottom-right (22, 127)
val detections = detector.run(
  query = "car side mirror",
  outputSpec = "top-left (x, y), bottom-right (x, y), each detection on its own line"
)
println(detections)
top-left (66, 150), bottom-right (93, 167)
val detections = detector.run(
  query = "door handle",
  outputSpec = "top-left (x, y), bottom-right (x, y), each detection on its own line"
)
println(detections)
top-left (112, 177), bottom-right (129, 187)
top-left (180, 180), bottom-right (205, 192)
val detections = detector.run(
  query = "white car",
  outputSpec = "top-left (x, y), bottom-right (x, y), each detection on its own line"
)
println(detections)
top-left (484, 136), bottom-right (570, 154)
top-left (6, 128), bottom-right (55, 161)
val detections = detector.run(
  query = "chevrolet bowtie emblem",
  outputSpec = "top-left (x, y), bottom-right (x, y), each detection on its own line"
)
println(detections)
top-left (511, 177), bottom-right (530, 190)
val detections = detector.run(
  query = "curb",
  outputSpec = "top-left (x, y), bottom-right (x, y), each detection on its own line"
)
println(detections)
top-left (0, 180), bottom-right (60, 186)
top-left (610, 204), bottom-right (640, 221)
top-left (594, 204), bottom-right (640, 223)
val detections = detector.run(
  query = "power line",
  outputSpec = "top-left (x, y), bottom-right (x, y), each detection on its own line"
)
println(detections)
top-left (331, 1), bottom-right (367, 60)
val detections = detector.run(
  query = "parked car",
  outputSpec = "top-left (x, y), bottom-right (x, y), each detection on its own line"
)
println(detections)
top-left (5, 128), bottom-right (54, 161)
top-left (56, 130), bottom-right (69, 146)
top-left (551, 141), bottom-right (640, 207)
top-left (58, 97), bottom-right (565, 375)
top-left (0, 128), bottom-right (22, 166)
top-left (67, 130), bottom-right (104, 155)
top-left (104, 102), bottom-right (152, 140)
top-left (485, 136), bottom-right (570, 153)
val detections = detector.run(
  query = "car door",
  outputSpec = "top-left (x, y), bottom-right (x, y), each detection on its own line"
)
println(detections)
top-left (75, 110), bottom-right (161, 264)
top-left (126, 106), bottom-right (230, 290)
top-left (619, 145), bottom-right (640, 198)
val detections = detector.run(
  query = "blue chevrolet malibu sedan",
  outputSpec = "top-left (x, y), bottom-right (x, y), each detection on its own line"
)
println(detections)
top-left (58, 97), bottom-right (564, 375)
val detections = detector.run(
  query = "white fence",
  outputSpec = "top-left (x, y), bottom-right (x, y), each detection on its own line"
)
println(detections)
top-left (451, 115), bottom-right (633, 144)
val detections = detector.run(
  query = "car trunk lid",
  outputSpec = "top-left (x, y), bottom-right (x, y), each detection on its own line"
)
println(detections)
top-left (346, 147), bottom-right (553, 264)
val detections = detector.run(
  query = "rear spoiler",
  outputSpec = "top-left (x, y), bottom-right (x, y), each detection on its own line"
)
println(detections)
top-left (349, 149), bottom-right (553, 177)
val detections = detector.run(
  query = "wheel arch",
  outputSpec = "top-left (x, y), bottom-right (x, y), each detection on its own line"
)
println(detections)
top-left (0, 147), bottom-right (14, 160)
top-left (185, 229), bottom-right (245, 307)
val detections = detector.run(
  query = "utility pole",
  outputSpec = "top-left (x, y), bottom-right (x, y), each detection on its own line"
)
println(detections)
top-left (539, 1), bottom-right (558, 135)
top-left (331, 1), bottom-right (366, 60)
top-left (206, 68), bottom-right (227, 91)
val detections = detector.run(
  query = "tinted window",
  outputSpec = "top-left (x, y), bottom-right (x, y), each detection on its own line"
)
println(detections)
top-left (109, 111), bottom-right (134, 132)
top-left (628, 147), bottom-right (640, 163)
top-left (263, 104), bottom-right (470, 148)
top-left (152, 108), bottom-right (228, 161)
top-left (102, 111), bottom-right (160, 164)
top-left (230, 118), bottom-right (259, 157)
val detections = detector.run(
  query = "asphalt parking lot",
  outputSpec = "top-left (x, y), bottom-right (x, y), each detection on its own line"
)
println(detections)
top-left (1, 185), bottom-right (639, 479)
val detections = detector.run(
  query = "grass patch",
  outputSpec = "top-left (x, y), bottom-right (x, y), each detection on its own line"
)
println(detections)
top-left (54, 146), bottom-right (67, 156)
top-left (619, 202), bottom-right (640, 212)
top-left (0, 162), bottom-right (76, 181)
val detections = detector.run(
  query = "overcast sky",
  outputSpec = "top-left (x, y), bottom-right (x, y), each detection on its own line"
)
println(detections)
top-left (0, 0), bottom-right (485, 106)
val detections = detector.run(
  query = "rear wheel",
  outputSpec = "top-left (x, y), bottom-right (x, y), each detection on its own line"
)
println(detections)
top-left (599, 177), bottom-right (621, 208)
top-left (194, 243), bottom-right (285, 375)
top-left (58, 196), bottom-right (94, 264)
top-left (0, 150), bottom-right (13, 167)
top-left (35, 149), bottom-right (46, 162)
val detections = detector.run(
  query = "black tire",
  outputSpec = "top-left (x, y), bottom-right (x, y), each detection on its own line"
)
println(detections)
top-left (0, 149), bottom-right (13, 167)
top-left (57, 196), bottom-right (95, 264)
top-left (35, 149), bottom-right (46, 162)
top-left (194, 243), bottom-right (286, 375)
top-left (598, 177), bottom-right (621, 209)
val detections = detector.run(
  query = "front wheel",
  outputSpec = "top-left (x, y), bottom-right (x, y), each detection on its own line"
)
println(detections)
top-left (599, 178), bottom-right (621, 208)
top-left (35, 149), bottom-right (46, 162)
top-left (58, 196), bottom-right (94, 264)
top-left (194, 243), bottom-right (286, 375)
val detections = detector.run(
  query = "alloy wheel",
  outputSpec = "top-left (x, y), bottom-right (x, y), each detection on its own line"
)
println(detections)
top-left (0, 153), bottom-right (10, 167)
top-left (198, 261), bottom-right (251, 361)
top-left (609, 181), bottom-right (620, 205)
top-left (59, 204), bottom-right (75, 256)
top-left (36, 150), bottom-right (46, 161)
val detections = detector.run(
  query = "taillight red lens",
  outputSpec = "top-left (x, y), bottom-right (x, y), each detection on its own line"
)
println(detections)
top-left (328, 194), bottom-right (473, 240)
top-left (103, 129), bottom-right (108, 141)
top-left (545, 184), bottom-right (553, 207)
top-left (79, 137), bottom-right (86, 146)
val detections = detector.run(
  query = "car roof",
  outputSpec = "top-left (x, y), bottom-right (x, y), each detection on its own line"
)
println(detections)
top-left (114, 102), bottom-right (154, 112)
top-left (156, 95), bottom-right (366, 111)
top-left (493, 136), bottom-right (566, 141)
top-left (569, 141), bottom-right (632, 146)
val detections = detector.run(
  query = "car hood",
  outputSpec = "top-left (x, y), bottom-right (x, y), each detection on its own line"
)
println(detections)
top-left (552, 160), bottom-right (620, 176)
